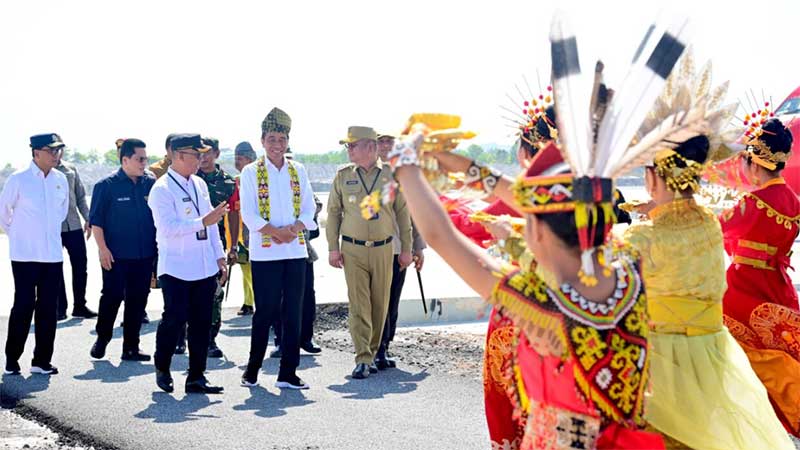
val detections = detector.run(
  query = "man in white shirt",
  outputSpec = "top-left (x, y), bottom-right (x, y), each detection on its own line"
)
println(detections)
top-left (1, 133), bottom-right (70, 376)
top-left (147, 134), bottom-right (229, 394)
top-left (239, 107), bottom-right (317, 390)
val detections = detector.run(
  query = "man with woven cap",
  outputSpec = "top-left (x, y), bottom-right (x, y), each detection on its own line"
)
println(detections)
top-left (374, 131), bottom-right (426, 370)
top-left (231, 141), bottom-right (257, 316)
top-left (148, 134), bottom-right (229, 394)
top-left (239, 107), bottom-right (317, 390)
top-left (327, 126), bottom-right (412, 379)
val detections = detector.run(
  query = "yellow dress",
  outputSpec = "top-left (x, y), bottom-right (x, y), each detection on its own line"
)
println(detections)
top-left (623, 198), bottom-right (793, 450)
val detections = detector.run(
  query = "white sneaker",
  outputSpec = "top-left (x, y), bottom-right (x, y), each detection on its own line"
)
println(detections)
top-left (275, 376), bottom-right (309, 390)
top-left (30, 364), bottom-right (58, 375)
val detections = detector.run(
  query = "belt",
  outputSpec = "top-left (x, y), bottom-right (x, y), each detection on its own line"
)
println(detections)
top-left (733, 239), bottom-right (791, 271)
top-left (342, 235), bottom-right (393, 248)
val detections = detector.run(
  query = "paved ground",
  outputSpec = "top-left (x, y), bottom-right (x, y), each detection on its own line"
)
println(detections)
top-left (0, 310), bottom-right (489, 450)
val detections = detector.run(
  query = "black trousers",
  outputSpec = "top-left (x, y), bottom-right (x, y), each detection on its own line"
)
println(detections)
top-left (378, 255), bottom-right (407, 356)
top-left (5, 261), bottom-right (62, 366)
top-left (274, 261), bottom-right (316, 346)
top-left (57, 229), bottom-right (88, 314)
top-left (249, 259), bottom-right (305, 378)
top-left (154, 274), bottom-right (215, 381)
top-left (95, 258), bottom-right (153, 352)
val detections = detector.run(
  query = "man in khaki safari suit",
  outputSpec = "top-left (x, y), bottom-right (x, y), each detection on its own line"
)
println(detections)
top-left (326, 126), bottom-right (412, 379)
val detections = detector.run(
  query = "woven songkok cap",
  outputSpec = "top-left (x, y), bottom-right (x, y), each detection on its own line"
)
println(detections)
top-left (262, 107), bottom-right (292, 135)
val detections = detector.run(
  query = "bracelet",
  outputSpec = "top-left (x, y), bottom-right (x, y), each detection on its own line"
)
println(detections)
top-left (387, 137), bottom-right (421, 171)
top-left (464, 161), bottom-right (501, 195)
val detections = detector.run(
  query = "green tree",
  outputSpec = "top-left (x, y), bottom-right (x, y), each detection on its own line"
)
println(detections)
top-left (466, 144), bottom-right (483, 160)
top-left (103, 149), bottom-right (118, 165)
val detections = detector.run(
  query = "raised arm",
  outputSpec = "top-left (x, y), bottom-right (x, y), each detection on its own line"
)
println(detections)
top-left (394, 162), bottom-right (501, 300)
top-left (431, 152), bottom-right (523, 216)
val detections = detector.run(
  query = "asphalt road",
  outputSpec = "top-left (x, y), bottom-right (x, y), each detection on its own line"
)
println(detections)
top-left (0, 310), bottom-right (488, 450)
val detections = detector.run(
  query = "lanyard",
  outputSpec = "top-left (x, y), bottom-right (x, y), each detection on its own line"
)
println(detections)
top-left (167, 173), bottom-right (200, 216)
top-left (357, 167), bottom-right (381, 195)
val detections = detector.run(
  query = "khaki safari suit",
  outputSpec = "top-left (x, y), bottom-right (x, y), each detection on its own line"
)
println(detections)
top-left (327, 161), bottom-right (412, 365)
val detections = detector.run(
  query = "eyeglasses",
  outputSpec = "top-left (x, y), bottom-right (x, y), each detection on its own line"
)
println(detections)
top-left (37, 147), bottom-right (64, 156)
top-left (177, 150), bottom-right (201, 160)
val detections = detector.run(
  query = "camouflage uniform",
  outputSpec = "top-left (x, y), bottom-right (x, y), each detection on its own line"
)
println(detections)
top-left (197, 164), bottom-right (236, 338)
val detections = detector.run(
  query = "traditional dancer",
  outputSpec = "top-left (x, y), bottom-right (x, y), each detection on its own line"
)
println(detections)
top-left (720, 114), bottom-right (800, 435)
top-left (619, 54), bottom-right (792, 449)
top-left (384, 14), bottom-right (694, 448)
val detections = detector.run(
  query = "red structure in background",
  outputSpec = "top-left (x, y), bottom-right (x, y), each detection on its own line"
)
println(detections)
top-left (775, 86), bottom-right (800, 194)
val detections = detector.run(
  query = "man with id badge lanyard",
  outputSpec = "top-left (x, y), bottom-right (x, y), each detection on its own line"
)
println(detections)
top-left (147, 134), bottom-right (228, 394)
top-left (326, 126), bottom-right (412, 379)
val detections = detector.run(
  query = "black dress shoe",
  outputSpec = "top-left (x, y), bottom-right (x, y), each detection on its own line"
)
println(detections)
top-left (374, 356), bottom-right (397, 370)
top-left (4, 361), bottom-right (21, 375)
top-left (300, 341), bottom-right (322, 354)
top-left (275, 374), bottom-right (309, 390)
top-left (156, 370), bottom-right (174, 393)
top-left (368, 363), bottom-right (379, 374)
top-left (237, 305), bottom-right (254, 316)
top-left (57, 313), bottom-right (68, 321)
top-left (207, 341), bottom-right (223, 358)
top-left (72, 307), bottom-right (98, 319)
top-left (121, 350), bottom-right (151, 362)
top-left (174, 341), bottom-right (186, 355)
top-left (351, 363), bottom-right (370, 379)
top-left (141, 312), bottom-right (150, 324)
top-left (269, 346), bottom-right (282, 358)
top-left (185, 377), bottom-right (224, 394)
top-left (241, 369), bottom-right (259, 387)
top-left (90, 339), bottom-right (108, 359)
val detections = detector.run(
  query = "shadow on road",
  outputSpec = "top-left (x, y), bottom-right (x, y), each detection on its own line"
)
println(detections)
top-left (0, 373), bottom-right (52, 407)
top-left (134, 392), bottom-right (223, 423)
top-left (327, 368), bottom-right (429, 400)
top-left (74, 360), bottom-right (154, 383)
top-left (232, 385), bottom-right (314, 418)
top-left (88, 320), bottom-right (160, 339)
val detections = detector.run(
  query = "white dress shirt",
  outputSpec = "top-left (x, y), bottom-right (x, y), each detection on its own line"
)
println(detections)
top-left (240, 154), bottom-right (317, 262)
top-left (0, 161), bottom-right (68, 263)
top-left (148, 167), bottom-right (225, 281)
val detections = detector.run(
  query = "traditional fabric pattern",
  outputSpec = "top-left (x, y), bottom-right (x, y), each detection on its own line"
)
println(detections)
top-left (255, 157), bottom-right (304, 248)
top-left (750, 303), bottom-right (800, 358)
top-left (512, 174), bottom-right (575, 214)
top-left (261, 107), bottom-right (292, 134)
top-left (520, 400), bottom-right (600, 450)
top-left (484, 324), bottom-right (520, 394)
top-left (744, 192), bottom-right (800, 230)
top-left (491, 256), bottom-right (649, 429)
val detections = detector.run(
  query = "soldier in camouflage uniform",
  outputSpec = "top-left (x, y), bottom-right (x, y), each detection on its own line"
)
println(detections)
top-left (189, 136), bottom-right (238, 358)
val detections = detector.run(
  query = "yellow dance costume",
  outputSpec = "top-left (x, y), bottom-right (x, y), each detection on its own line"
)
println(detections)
top-left (623, 198), bottom-right (792, 449)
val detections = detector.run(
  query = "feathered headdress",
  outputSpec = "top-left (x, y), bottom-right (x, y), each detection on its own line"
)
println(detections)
top-left (635, 50), bottom-right (740, 192)
top-left (512, 12), bottom-right (691, 285)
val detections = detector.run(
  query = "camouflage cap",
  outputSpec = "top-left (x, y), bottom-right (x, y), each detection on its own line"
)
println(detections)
top-left (261, 107), bottom-right (292, 135)
top-left (202, 136), bottom-right (220, 152)
top-left (234, 141), bottom-right (257, 160)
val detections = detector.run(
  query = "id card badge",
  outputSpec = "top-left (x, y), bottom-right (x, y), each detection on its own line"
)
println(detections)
top-left (369, 213), bottom-right (380, 221)
top-left (196, 228), bottom-right (208, 241)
